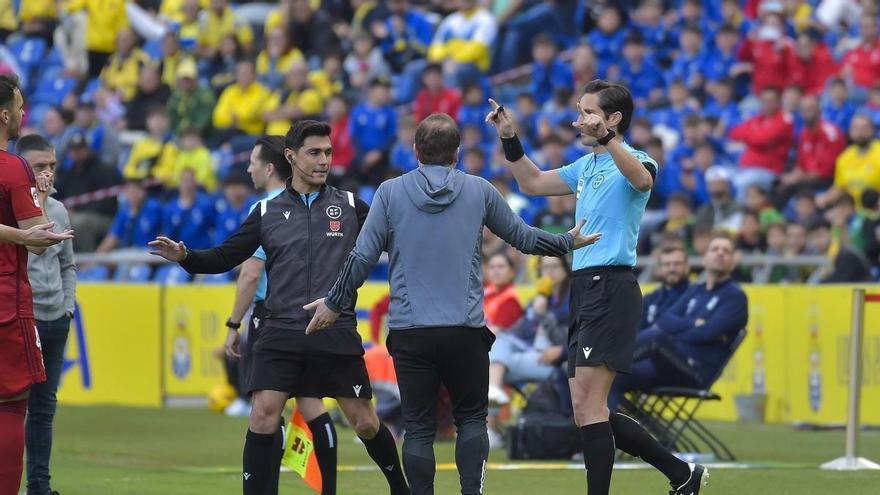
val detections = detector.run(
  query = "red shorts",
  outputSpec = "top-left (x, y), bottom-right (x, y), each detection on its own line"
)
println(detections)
top-left (0, 318), bottom-right (45, 399)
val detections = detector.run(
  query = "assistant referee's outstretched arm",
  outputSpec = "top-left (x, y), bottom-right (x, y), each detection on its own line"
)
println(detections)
top-left (180, 208), bottom-right (263, 274)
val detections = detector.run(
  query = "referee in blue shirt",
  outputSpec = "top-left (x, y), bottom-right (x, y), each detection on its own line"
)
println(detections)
top-left (487, 80), bottom-right (708, 495)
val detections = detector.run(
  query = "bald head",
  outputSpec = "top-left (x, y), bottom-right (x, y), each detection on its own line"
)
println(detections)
top-left (414, 113), bottom-right (460, 166)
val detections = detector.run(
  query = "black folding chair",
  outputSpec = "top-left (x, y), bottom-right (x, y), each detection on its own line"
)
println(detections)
top-left (620, 328), bottom-right (748, 462)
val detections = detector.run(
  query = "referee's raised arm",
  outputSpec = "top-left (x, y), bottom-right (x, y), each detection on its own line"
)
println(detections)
top-left (485, 98), bottom-right (572, 196)
top-left (148, 206), bottom-right (262, 273)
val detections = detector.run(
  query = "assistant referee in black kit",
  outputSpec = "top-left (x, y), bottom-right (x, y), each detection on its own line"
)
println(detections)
top-left (304, 113), bottom-right (600, 495)
top-left (149, 121), bottom-right (409, 495)
top-left (486, 81), bottom-right (708, 495)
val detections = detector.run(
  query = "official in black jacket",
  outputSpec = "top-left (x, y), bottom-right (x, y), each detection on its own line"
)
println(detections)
top-left (150, 121), bottom-right (409, 495)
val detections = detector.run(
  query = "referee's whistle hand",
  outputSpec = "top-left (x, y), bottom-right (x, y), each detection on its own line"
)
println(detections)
top-left (568, 219), bottom-right (602, 250)
top-left (148, 236), bottom-right (187, 262)
top-left (486, 98), bottom-right (516, 138)
top-left (304, 298), bottom-right (339, 335)
top-left (224, 329), bottom-right (241, 359)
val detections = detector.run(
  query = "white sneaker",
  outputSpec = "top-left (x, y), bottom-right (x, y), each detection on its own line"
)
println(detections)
top-left (224, 398), bottom-right (252, 417)
top-left (487, 428), bottom-right (504, 449)
top-left (488, 385), bottom-right (510, 406)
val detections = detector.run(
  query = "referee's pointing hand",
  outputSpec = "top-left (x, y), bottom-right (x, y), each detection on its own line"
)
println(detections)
top-left (149, 236), bottom-right (188, 262)
top-left (485, 98), bottom-right (516, 139)
top-left (304, 298), bottom-right (340, 335)
top-left (568, 219), bottom-right (602, 250)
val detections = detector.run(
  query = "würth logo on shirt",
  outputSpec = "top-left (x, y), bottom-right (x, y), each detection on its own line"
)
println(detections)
top-left (326, 221), bottom-right (343, 237)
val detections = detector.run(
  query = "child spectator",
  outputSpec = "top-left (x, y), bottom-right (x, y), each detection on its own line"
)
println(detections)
top-left (530, 34), bottom-right (574, 106)
top-left (162, 170), bottom-right (216, 250)
top-left (349, 78), bottom-right (397, 185)
top-left (173, 129), bottom-right (217, 192)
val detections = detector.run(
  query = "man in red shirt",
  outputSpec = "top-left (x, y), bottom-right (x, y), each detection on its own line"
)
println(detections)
top-left (0, 74), bottom-right (73, 494)
top-left (842, 17), bottom-right (880, 90)
top-left (736, 4), bottom-right (794, 95)
top-left (413, 64), bottom-right (461, 124)
top-left (776, 95), bottom-right (846, 207)
top-left (788, 29), bottom-right (837, 96)
top-left (728, 86), bottom-right (794, 200)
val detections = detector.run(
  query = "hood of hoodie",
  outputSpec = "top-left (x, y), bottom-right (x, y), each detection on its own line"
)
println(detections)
top-left (402, 165), bottom-right (465, 213)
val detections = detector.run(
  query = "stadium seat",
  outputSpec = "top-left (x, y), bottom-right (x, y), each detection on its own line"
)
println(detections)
top-left (30, 69), bottom-right (77, 107)
top-left (619, 328), bottom-right (748, 462)
top-left (8, 36), bottom-right (47, 93)
top-left (198, 272), bottom-right (233, 284)
top-left (114, 263), bottom-right (153, 283)
top-left (153, 264), bottom-right (193, 284)
top-left (77, 265), bottom-right (110, 282)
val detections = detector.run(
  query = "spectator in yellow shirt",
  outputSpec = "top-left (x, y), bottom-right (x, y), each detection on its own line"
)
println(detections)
top-left (212, 59), bottom-right (274, 137)
top-left (0, 0), bottom-right (16, 41)
top-left (101, 28), bottom-right (153, 102)
top-left (427, 0), bottom-right (497, 86)
top-left (19, 0), bottom-right (58, 42)
top-left (198, 0), bottom-right (254, 59)
top-left (67, 0), bottom-right (129, 78)
top-left (123, 107), bottom-right (179, 183)
top-left (172, 129), bottom-right (217, 191)
top-left (264, 60), bottom-right (324, 135)
top-left (160, 0), bottom-right (208, 24)
top-left (818, 115), bottom-right (880, 210)
top-left (257, 27), bottom-right (304, 90)
top-left (177, 0), bottom-right (203, 53)
top-left (308, 51), bottom-right (345, 100)
top-left (159, 33), bottom-right (190, 87)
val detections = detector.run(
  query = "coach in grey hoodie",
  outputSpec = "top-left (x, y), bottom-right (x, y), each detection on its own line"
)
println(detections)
top-left (305, 114), bottom-right (600, 495)
top-left (18, 134), bottom-right (77, 495)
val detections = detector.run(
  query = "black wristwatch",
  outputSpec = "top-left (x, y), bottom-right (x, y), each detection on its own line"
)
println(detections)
top-left (597, 129), bottom-right (616, 146)
top-left (225, 319), bottom-right (241, 331)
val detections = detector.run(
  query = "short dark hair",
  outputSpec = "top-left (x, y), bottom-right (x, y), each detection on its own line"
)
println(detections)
top-left (255, 135), bottom-right (291, 181)
top-left (285, 120), bottom-right (332, 151)
top-left (414, 113), bottom-right (460, 165)
top-left (0, 74), bottom-right (20, 109)
top-left (583, 79), bottom-right (634, 133)
top-left (533, 32), bottom-right (556, 48)
top-left (15, 134), bottom-right (53, 155)
top-left (862, 188), bottom-right (879, 210)
top-left (667, 192), bottom-right (692, 208)
top-left (659, 244), bottom-right (687, 258)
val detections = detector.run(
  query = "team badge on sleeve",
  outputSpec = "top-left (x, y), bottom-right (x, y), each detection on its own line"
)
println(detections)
top-left (31, 187), bottom-right (40, 207)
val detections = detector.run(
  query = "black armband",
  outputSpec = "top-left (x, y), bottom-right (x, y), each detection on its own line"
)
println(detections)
top-left (501, 134), bottom-right (525, 162)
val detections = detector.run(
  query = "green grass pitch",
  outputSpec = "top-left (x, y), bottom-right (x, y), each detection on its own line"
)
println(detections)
top-left (24, 406), bottom-right (880, 494)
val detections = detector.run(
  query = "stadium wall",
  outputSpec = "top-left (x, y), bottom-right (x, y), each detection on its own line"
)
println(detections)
top-left (57, 283), bottom-right (880, 425)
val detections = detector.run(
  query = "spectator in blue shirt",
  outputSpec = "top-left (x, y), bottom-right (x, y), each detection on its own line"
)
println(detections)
top-left (704, 78), bottom-right (742, 134)
top-left (617, 32), bottom-right (665, 105)
top-left (530, 33), bottom-right (574, 106)
top-left (458, 83), bottom-right (494, 145)
top-left (389, 116), bottom-right (419, 174)
top-left (587, 6), bottom-right (627, 66)
top-left (349, 78), bottom-right (397, 186)
top-left (460, 147), bottom-right (490, 180)
top-left (609, 234), bottom-right (748, 410)
top-left (703, 24), bottom-right (741, 84)
top-left (649, 80), bottom-right (697, 134)
top-left (162, 170), bottom-right (216, 250)
top-left (96, 179), bottom-right (163, 253)
top-left (667, 24), bottom-right (708, 90)
top-left (659, 141), bottom-right (712, 208)
top-left (213, 174), bottom-right (256, 245)
top-left (538, 88), bottom-right (578, 137)
top-left (632, 0), bottom-right (672, 63)
top-left (641, 245), bottom-right (691, 330)
top-left (668, 0), bottom-right (715, 44)
top-left (823, 78), bottom-right (858, 133)
top-left (373, 0), bottom-right (436, 103)
top-left (515, 93), bottom-right (541, 147)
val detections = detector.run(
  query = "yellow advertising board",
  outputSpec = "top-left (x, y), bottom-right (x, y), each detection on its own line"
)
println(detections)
top-left (58, 282), bottom-right (880, 425)
top-left (57, 284), bottom-right (162, 407)
top-left (162, 286), bottom-right (236, 397)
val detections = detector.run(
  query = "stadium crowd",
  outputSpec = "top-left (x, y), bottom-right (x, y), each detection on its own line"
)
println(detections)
top-left (1, 0), bottom-right (879, 283)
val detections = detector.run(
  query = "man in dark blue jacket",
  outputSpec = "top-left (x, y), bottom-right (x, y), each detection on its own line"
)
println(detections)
top-left (640, 245), bottom-right (691, 330)
top-left (609, 233), bottom-right (748, 410)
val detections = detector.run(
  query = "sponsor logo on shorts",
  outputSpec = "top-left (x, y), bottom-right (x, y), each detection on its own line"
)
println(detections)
top-left (383, 465), bottom-right (394, 472)
top-left (583, 346), bottom-right (593, 360)
top-left (243, 472), bottom-right (251, 480)
top-left (353, 384), bottom-right (362, 397)
top-left (252, 317), bottom-right (260, 329)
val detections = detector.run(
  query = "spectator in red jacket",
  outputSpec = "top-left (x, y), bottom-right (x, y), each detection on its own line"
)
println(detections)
top-left (326, 94), bottom-right (354, 175)
top-left (776, 95), bottom-right (846, 207)
top-left (413, 63), bottom-right (461, 123)
top-left (841, 17), bottom-right (880, 91)
top-left (788, 29), bottom-right (837, 96)
top-left (736, 3), bottom-right (793, 95)
top-left (728, 86), bottom-right (794, 200)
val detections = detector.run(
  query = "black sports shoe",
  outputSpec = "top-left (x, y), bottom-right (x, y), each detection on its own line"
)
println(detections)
top-left (669, 463), bottom-right (708, 495)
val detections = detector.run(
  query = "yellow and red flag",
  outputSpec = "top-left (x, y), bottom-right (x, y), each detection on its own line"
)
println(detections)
top-left (281, 408), bottom-right (322, 493)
